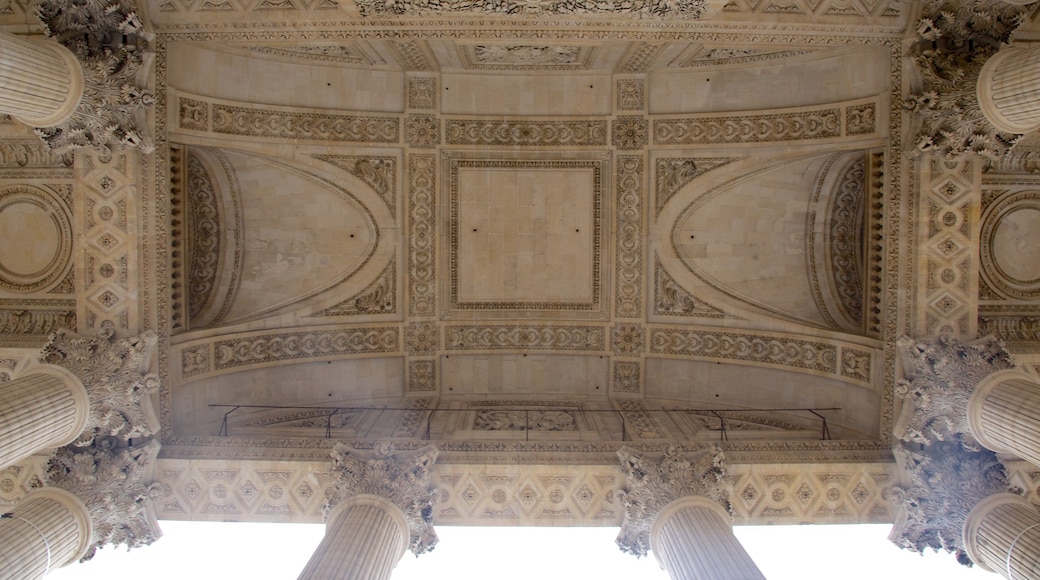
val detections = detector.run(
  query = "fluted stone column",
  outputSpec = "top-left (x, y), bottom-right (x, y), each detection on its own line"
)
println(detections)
top-left (969, 370), bottom-right (1040, 469)
top-left (298, 443), bottom-right (439, 580)
top-left (979, 46), bottom-right (1040, 134)
top-left (616, 446), bottom-right (765, 580)
top-left (0, 488), bottom-right (92, 580)
top-left (964, 493), bottom-right (1040, 579)
top-left (0, 365), bottom-right (88, 470)
top-left (298, 495), bottom-right (409, 580)
top-left (0, 32), bottom-right (83, 127)
top-left (650, 497), bottom-right (765, 580)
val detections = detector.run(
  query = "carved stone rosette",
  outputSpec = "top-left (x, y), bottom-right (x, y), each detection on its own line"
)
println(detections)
top-left (615, 445), bottom-right (729, 557)
top-left (888, 437), bottom-right (1011, 566)
top-left (40, 328), bottom-right (160, 445)
top-left (32, 0), bottom-right (154, 153)
top-left (895, 335), bottom-right (1013, 447)
top-left (46, 440), bottom-right (163, 561)
top-left (325, 442), bottom-right (439, 555)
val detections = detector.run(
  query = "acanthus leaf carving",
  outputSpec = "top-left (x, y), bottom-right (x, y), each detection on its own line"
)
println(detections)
top-left (41, 328), bottom-right (160, 445)
top-left (615, 445), bottom-right (729, 557)
top-left (326, 442), bottom-right (439, 555)
top-left (46, 440), bottom-right (163, 561)
top-left (895, 335), bottom-right (1013, 446)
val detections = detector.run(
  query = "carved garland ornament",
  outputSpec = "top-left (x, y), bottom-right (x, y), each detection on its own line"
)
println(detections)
top-left (325, 443), bottom-right (439, 555)
top-left (615, 445), bottom-right (729, 557)
top-left (352, 0), bottom-right (708, 18)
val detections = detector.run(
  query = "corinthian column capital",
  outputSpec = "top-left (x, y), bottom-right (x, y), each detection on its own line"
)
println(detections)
top-left (615, 445), bottom-right (729, 557)
top-left (325, 442), bottom-right (439, 555)
top-left (41, 328), bottom-right (160, 445)
top-left (895, 335), bottom-right (1014, 446)
top-left (46, 440), bottom-right (163, 561)
top-left (888, 437), bottom-right (1011, 566)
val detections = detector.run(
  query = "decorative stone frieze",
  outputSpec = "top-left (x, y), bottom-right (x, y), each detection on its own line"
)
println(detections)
top-left (32, 0), bottom-right (155, 153)
top-left (352, 0), bottom-right (708, 18)
top-left (888, 437), bottom-right (1011, 566)
top-left (41, 328), bottom-right (160, 445)
top-left (904, 0), bottom-right (1027, 159)
top-left (325, 442), bottom-right (439, 555)
top-left (46, 440), bottom-right (163, 561)
top-left (894, 335), bottom-right (1012, 446)
top-left (615, 445), bottom-right (728, 557)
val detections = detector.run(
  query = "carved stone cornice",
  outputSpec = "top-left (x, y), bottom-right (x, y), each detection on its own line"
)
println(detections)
top-left (615, 445), bottom-right (729, 557)
top-left (325, 442), bottom-right (439, 555)
top-left (40, 328), bottom-right (160, 445)
top-left (888, 437), bottom-right (1010, 566)
top-left (33, 0), bottom-right (154, 153)
top-left (895, 335), bottom-right (1013, 446)
top-left (46, 440), bottom-right (163, 561)
top-left (905, 0), bottom-right (1027, 159)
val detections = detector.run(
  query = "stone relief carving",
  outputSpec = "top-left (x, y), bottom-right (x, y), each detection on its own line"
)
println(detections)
top-left (211, 104), bottom-right (399, 143)
top-left (655, 157), bottom-right (737, 215)
top-left (720, 0), bottom-right (900, 21)
top-left (615, 156), bottom-right (644, 318)
top-left (653, 261), bottom-right (729, 319)
top-left (615, 445), bottom-right (729, 557)
top-left (313, 259), bottom-right (396, 316)
top-left (473, 45), bottom-right (581, 65)
top-left (390, 40), bottom-right (434, 72)
top-left (42, 328), bottom-right (160, 444)
top-left (445, 325), bottom-right (605, 351)
top-left (0, 308), bottom-right (76, 338)
top-left (314, 155), bottom-right (396, 214)
top-left (979, 315), bottom-right (1040, 348)
top-left (654, 107), bottom-right (842, 145)
top-left (650, 329), bottom-right (837, 373)
top-left (407, 359), bottom-right (437, 393)
top-left (32, 0), bottom-right (155, 153)
top-left (828, 156), bottom-right (866, 326)
top-left (612, 116), bottom-right (648, 151)
top-left (616, 79), bottom-right (644, 111)
top-left (211, 328), bottom-right (399, 371)
top-left (612, 324), bottom-right (644, 356)
top-left (980, 189), bottom-right (1040, 300)
top-left (46, 441), bottom-right (163, 561)
top-left (613, 360), bottom-right (641, 394)
top-left (406, 321), bottom-right (440, 355)
top-left (408, 154), bottom-right (436, 317)
top-left (0, 140), bottom-right (73, 168)
top-left (895, 335), bottom-right (1013, 447)
top-left (615, 399), bottom-right (663, 440)
top-left (185, 152), bottom-right (221, 322)
top-left (352, 0), bottom-right (708, 18)
top-left (618, 43), bottom-right (665, 74)
top-left (678, 47), bottom-right (815, 68)
top-left (406, 114), bottom-right (440, 149)
top-left (473, 410), bottom-right (578, 431)
top-left (904, 0), bottom-right (1027, 159)
top-left (326, 442), bottom-right (439, 554)
top-left (445, 120), bottom-right (607, 146)
top-left (408, 77), bottom-right (436, 110)
top-left (247, 45), bottom-right (373, 65)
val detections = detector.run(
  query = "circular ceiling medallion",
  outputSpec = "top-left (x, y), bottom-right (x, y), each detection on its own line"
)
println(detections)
top-left (0, 185), bottom-right (73, 293)
top-left (981, 190), bottom-right (1040, 300)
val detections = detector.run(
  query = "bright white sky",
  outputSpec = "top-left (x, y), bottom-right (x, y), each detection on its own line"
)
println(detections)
top-left (45, 521), bottom-right (994, 579)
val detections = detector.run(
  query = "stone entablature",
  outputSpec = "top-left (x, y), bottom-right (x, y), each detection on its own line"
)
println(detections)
top-left (0, 457), bottom-right (902, 527)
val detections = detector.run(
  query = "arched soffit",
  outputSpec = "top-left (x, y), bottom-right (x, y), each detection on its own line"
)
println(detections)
top-left (192, 148), bottom-right (387, 326)
top-left (170, 355), bottom-right (406, 434)
top-left (648, 44), bottom-right (890, 115)
top-left (166, 41), bottom-right (405, 113)
top-left (660, 152), bottom-right (867, 331)
top-left (644, 357), bottom-right (880, 439)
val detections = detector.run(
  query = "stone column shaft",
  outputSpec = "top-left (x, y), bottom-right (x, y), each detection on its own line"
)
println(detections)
top-left (650, 497), bottom-right (766, 580)
top-left (0, 366), bottom-right (88, 470)
top-left (0, 32), bottom-right (83, 127)
top-left (297, 495), bottom-right (408, 580)
top-left (0, 488), bottom-right (92, 580)
top-left (965, 494), bottom-right (1040, 579)
top-left (969, 371), bottom-right (1040, 469)
top-left (979, 46), bottom-right (1040, 134)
